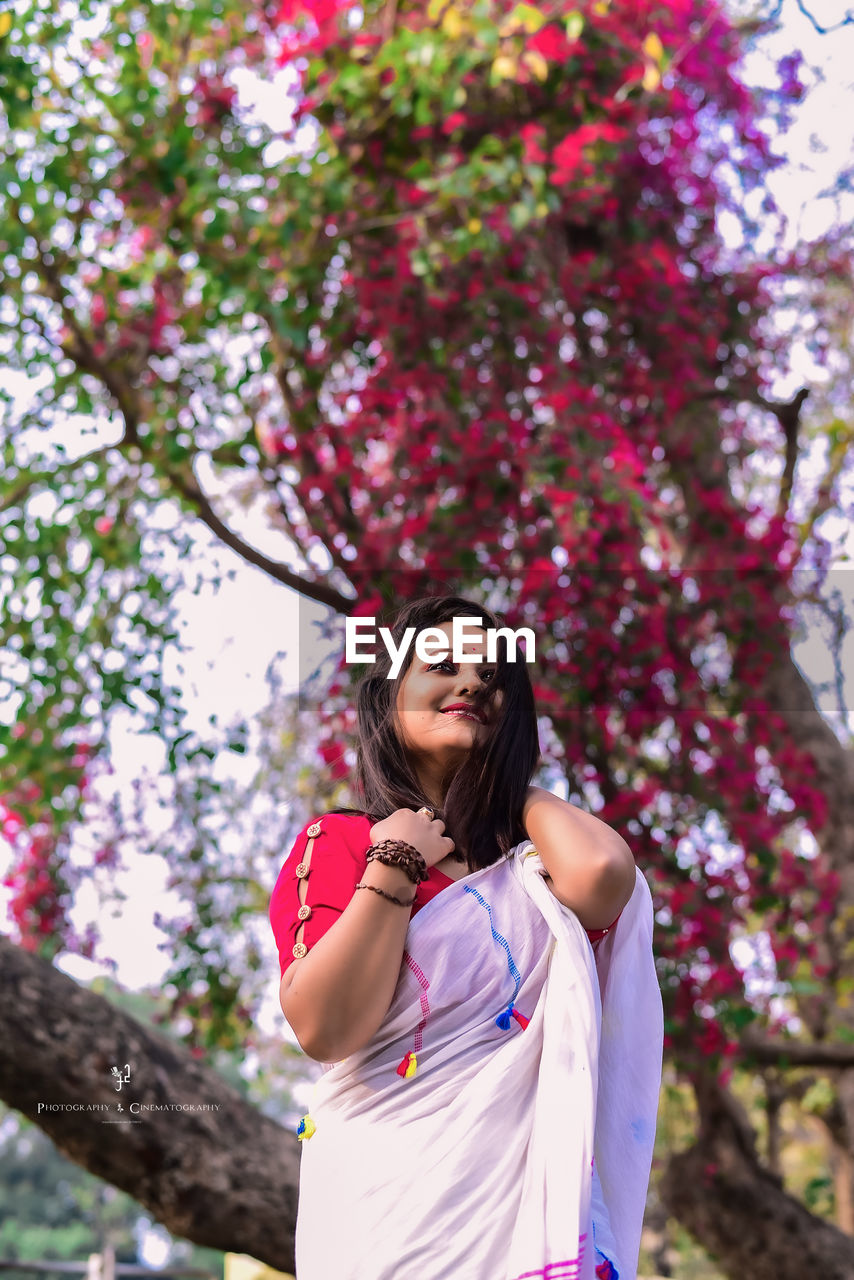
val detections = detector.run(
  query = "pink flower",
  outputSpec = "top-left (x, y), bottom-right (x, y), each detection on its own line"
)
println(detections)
top-left (441, 111), bottom-right (468, 136)
top-left (128, 226), bottom-right (155, 258)
top-left (137, 31), bottom-right (153, 70)
top-left (550, 123), bottom-right (625, 186)
top-left (519, 124), bottom-right (548, 164)
top-left (528, 25), bottom-right (574, 61)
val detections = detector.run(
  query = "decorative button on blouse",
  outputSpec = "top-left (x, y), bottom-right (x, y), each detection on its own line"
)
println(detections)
top-left (297, 904), bottom-right (312, 921)
top-left (292, 941), bottom-right (308, 959)
top-left (295, 862), bottom-right (309, 878)
top-left (306, 822), bottom-right (322, 837)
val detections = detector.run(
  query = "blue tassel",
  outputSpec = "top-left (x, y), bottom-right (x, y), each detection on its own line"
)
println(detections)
top-left (495, 1006), bottom-right (513, 1030)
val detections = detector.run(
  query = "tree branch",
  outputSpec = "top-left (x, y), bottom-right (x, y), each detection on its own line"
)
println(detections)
top-left (166, 465), bottom-right (354, 613)
top-left (263, 329), bottom-right (365, 555)
top-left (0, 445), bottom-right (121, 514)
top-left (741, 1035), bottom-right (854, 1069)
top-left (26, 236), bottom-right (141, 448)
top-left (752, 387), bottom-right (810, 520)
top-left (0, 477), bottom-right (39, 515)
top-left (0, 936), bottom-right (299, 1268)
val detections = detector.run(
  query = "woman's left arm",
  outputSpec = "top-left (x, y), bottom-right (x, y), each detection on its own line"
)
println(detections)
top-left (522, 785), bottom-right (636, 930)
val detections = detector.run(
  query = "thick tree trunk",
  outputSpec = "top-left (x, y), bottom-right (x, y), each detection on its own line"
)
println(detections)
top-left (660, 1072), bottom-right (854, 1279)
top-left (0, 935), bottom-right (299, 1271)
top-left (662, 399), bottom-right (854, 1262)
top-left (760, 647), bottom-right (854, 1027)
top-left (758, 648), bottom-right (854, 1151)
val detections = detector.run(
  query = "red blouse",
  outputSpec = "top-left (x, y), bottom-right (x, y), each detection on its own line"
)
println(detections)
top-left (269, 812), bottom-right (619, 977)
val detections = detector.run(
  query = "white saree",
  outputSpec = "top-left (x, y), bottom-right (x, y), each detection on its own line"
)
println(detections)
top-left (295, 842), bottom-right (663, 1280)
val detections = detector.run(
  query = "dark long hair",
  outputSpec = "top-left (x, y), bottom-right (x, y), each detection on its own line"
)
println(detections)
top-left (352, 596), bottom-right (540, 869)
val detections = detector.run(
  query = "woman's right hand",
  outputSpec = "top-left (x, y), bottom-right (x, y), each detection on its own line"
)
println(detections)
top-left (369, 808), bottom-right (455, 868)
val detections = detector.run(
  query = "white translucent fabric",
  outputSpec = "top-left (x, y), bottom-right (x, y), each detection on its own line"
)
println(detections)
top-left (295, 843), bottom-right (663, 1280)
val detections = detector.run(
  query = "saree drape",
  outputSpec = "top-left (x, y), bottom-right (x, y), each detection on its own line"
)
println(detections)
top-left (294, 843), bottom-right (663, 1280)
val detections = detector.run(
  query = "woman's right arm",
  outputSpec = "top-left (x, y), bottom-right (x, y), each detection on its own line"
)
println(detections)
top-left (278, 810), bottom-right (452, 1063)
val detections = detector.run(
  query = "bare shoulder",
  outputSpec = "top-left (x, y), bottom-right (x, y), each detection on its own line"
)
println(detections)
top-left (523, 787), bottom-right (636, 930)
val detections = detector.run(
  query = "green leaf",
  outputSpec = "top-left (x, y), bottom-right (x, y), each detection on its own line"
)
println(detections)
top-left (565, 11), bottom-right (585, 40)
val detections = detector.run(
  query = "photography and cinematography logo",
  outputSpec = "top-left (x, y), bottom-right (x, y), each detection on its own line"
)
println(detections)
top-left (33, 1063), bottom-right (222, 1124)
top-left (111, 1062), bottom-right (131, 1091)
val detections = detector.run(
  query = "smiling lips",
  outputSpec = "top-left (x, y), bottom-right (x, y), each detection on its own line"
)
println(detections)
top-left (441, 703), bottom-right (486, 725)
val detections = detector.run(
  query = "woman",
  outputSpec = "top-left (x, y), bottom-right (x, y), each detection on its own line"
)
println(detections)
top-left (269, 596), bottom-right (662, 1280)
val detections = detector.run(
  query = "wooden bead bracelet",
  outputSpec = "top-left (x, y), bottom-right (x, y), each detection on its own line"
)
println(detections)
top-left (365, 839), bottom-right (428, 885)
top-left (355, 882), bottom-right (416, 907)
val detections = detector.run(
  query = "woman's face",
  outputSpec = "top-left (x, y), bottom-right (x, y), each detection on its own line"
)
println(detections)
top-left (395, 621), bottom-right (498, 791)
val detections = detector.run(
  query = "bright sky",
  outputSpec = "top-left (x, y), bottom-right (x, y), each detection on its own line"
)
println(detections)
top-left (1, 5), bottom-right (853, 1006)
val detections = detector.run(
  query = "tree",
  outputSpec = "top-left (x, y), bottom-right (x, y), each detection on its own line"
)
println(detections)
top-left (1, 0), bottom-right (853, 1274)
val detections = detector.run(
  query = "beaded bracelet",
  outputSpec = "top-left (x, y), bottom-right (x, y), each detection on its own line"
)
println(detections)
top-left (355, 882), bottom-right (416, 907)
top-left (365, 839), bottom-right (429, 885)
